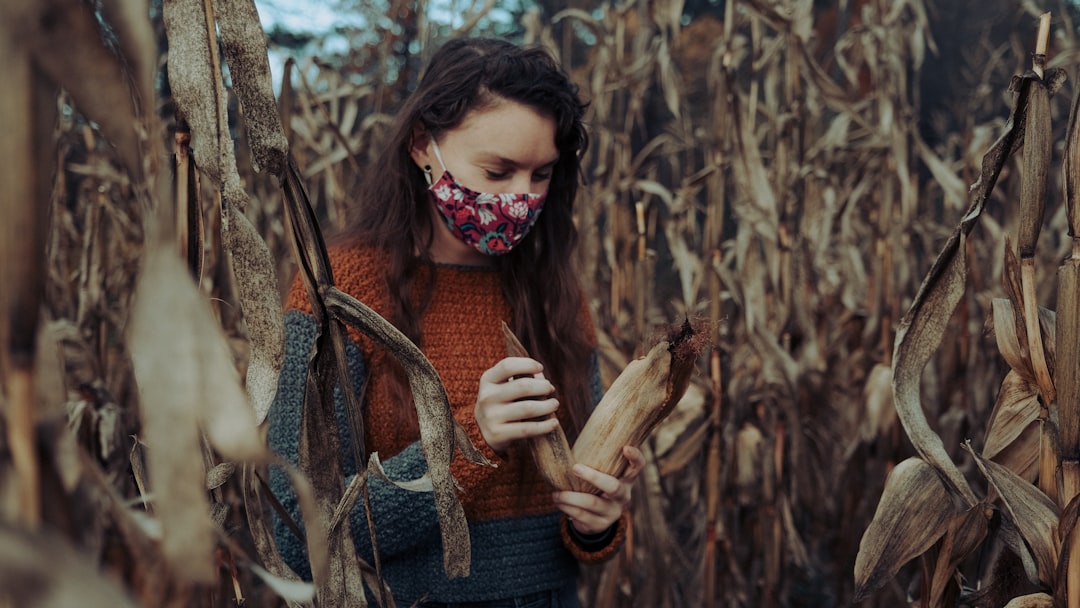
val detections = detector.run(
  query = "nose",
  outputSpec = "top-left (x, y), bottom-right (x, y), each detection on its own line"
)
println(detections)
top-left (508, 171), bottom-right (535, 195)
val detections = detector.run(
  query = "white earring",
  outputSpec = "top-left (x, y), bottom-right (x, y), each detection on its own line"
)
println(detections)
top-left (423, 165), bottom-right (433, 187)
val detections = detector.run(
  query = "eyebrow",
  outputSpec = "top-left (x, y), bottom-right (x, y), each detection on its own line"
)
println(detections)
top-left (478, 152), bottom-right (560, 170)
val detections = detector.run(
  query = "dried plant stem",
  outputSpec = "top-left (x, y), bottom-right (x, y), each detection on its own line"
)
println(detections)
top-left (1060, 256), bottom-right (1080, 463)
top-left (1035, 12), bottom-right (1051, 79)
top-left (5, 367), bottom-right (40, 527)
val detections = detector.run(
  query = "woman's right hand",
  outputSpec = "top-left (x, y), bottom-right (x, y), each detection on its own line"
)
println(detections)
top-left (474, 357), bottom-right (561, 455)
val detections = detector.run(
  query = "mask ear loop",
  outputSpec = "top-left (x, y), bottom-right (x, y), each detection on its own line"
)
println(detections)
top-left (431, 139), bottom-right (449, 173)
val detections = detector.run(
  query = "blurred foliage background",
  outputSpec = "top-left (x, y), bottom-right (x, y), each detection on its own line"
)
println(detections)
top-left (9, 0), bottom-right (1080, 606)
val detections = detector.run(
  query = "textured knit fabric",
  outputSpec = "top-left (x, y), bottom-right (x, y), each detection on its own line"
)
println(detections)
top-left (266, 244), bottom-right (626, 606)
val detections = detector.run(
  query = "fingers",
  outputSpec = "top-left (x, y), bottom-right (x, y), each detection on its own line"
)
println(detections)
top-left (475, 358), bottom-right (560, 454)
top-left (481, 357), bottom-right (546, 384)
top-left (552, 491), bottom-right (620, 535)
top-left (621, 445), bottom-right (645, 480)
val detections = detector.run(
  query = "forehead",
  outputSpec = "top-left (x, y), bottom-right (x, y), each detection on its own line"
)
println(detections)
top-left (444, 99), bottom-right (559, 165)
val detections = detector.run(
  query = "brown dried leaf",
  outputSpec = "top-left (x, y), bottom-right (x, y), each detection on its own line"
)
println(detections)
top-left (854, 457), bottom-right (961, 601)
top-left (214, 0), bottom-right (288, 176)
top-left (928, 504), bottom-right (991, 607)
top-left (967, 443), bottom-right (1060, 586)
top-left (242, 465), bottom-right (313, 608)
top-left (163, 0), bottom-right (223, 183)
top-left (326, 287), bottom-right (487, 578)
top-left (993, 298), bottom-right (1034, 382)
top-left (224, 206), bottom-right (284, 425)
top-left (890, 73), bottom-right (1034, 505)
top-left (983, 370), bottom-right (1041, 482)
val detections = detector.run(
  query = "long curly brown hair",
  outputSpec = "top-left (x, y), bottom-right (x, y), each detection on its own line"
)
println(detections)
top-left (338, 37), bottom-right (594, 441)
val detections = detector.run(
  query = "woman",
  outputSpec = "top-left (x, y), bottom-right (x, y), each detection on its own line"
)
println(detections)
top-left (267, 37), bottom-right (643, 607)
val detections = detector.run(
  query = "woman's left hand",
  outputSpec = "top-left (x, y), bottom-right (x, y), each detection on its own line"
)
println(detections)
top-left (552, 445), bottom-right (645, 535)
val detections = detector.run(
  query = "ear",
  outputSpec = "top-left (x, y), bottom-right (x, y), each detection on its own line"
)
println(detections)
top-left (408, 122), bottom-right (432, 171)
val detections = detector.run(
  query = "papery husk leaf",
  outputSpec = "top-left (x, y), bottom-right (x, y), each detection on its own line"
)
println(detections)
top-left (735, 422), bottom-right (764, 507)
top-left (224, 205), bottom-right (284, 425)
top-left (96, 0), bottom-right (157, 115)
top-left (854, 457), bottom-right (962, 601)
top-left (967, 443), bottom-right (1060, 586)
top-left (299, 344), bottom-right (369, 605)
top-left (1003, 593), bottom-right (1054, 608)
top-left (891, 73), bottom-right (1039, 507)
top-left (928, 504), bottom-right (991, 607)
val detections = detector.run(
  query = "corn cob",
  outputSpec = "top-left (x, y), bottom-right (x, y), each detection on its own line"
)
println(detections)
top-left (569, 319), bottom-right (704, 493)
top-left (503, 320), bottom-right (705, 493)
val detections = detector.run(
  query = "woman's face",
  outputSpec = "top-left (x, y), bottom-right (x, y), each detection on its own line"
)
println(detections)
top-left (412, 99), bottom-right (559, 265)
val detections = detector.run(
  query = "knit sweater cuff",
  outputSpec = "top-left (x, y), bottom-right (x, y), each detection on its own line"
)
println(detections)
top-left (560, 510), bottom-right (629, 564)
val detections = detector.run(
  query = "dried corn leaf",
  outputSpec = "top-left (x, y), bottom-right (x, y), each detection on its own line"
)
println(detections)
top-left (242, 465), bottom-right (313, 608)
top-left (890, 73), bottom-right (1038, 507)
top-left (928, 504), bottom-right (991, 607)
top-left (854, 457), bottom-right (961, 601)
top-left (214, 0), bottom-right (288, 176)
top-left (206, 462), bottom-right (236, 491)
top-left (967, 443), bottom-right (1060, 586)
top-left (224, 205), bottom-right (284, 424)
top-left (163, 0), bottom-right (225, 185)
top-left (326, 286), bottom-right (488, 578)
top-left (983, 371), bottom-right (1041, 482)
top-left (994, 297), bottom-right (1035, 382)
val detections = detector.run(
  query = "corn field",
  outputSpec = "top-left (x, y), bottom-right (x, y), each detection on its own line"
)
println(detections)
top-left (5, 0), bottom-right (1080, 606)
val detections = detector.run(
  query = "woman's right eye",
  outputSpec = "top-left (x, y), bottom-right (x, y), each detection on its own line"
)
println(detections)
top-left (485, 170), bottom-right (509, 180)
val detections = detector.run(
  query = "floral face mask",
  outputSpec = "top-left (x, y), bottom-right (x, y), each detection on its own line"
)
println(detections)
top-left (426, 140), bottom-right (547, 256)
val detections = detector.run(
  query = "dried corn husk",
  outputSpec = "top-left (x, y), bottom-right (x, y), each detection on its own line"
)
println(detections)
top-left (570, 320), bottom-right (706, 493)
